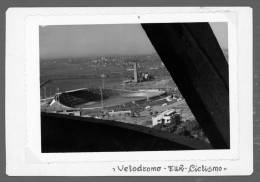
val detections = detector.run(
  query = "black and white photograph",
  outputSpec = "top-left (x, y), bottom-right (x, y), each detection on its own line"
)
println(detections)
top-left (5, 7), bottom-right (253, 176)
top-left (40, 23), bottom-right (229, 152)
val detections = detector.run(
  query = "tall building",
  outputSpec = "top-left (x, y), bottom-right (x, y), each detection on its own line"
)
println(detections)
top-left (127, 62), bottom-right (138, 82)
top-left (132, 62), bottom-right (138, 82)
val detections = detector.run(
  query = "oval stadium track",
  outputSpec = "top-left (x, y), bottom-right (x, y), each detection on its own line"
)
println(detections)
top-left (58, 88), bottom-right (120, 108)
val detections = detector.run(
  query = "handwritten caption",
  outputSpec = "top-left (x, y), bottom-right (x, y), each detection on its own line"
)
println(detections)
top-left (112, 164), bottom-right (227, 173)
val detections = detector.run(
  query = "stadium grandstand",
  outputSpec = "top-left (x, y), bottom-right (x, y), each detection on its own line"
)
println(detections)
top-left (57, 88), bottom-right (121, 108)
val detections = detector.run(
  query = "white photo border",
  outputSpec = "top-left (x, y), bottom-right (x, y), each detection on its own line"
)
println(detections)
top-left (6, 7), bottom-right (253, 176)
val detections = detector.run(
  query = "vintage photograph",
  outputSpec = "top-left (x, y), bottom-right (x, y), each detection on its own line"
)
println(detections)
top-left (40, 23), bottom-right (229, 152)
top-left (5, 7), bottom-right (253, 176)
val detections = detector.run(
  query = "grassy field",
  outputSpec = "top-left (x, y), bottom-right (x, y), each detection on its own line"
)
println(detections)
top-left (79, 96), bottom-right (146, 108)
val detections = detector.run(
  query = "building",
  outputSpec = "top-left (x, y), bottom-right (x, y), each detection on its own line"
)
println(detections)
top-left (108, 110), bottom-right (132, 116)
top-left (55, 110), bottom-right (81, 116)
top-left (152, 109), bottom-right (181, 126)
top-left (126, 62), bottom-right (138, 82)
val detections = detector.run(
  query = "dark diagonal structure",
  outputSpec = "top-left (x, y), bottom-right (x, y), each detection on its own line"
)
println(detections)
top-left (142, 23), bottom-right (229, 149)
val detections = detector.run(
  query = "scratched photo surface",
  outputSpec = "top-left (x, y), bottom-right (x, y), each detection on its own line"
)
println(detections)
top-left (40, 23), bottom-right (229, 153)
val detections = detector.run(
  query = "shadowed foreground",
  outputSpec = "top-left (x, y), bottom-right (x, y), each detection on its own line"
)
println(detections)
top-left (41, 113), bottom-right (212, 152)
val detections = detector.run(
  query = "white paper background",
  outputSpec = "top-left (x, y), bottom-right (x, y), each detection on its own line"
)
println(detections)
top-left (5, 7), bottom-right (253, 176)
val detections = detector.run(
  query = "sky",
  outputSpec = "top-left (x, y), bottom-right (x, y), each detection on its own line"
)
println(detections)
top-left (39, 23), bottom-right (228, 60)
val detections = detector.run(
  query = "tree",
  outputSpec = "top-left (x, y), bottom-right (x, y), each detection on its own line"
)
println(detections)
top-left (179, 128), bottom-right (192, 138)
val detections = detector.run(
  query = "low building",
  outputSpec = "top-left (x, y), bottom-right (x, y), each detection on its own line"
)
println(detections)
top-left (108, 110), bottom-right (131, 116)
top-left (152, 109), bottom-right (181, 126)
top-left (55, 110), bottom-right (81, 116)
